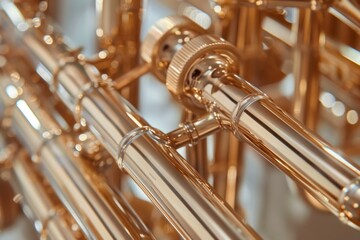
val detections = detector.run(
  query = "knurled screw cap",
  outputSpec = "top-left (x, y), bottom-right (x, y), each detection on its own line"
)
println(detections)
top-left (166, 35), bottom-right (240, 108)
top-left (141, 16), bottom-right (205, 81)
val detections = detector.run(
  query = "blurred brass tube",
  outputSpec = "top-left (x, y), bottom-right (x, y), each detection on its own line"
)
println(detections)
top-left (330, 0), bottom-right (360, 34)
top-left (262, 14), bottom-right (360, 105)
top-left (112, 63), bottom-right (151, 90)
top-left (0, 2), bottom-right (261, 239)
top-left (262, 14), bottom-right (360, 72)
top-left (96, 0), bottom-right (142, 107)
top-left (11, 150), bottom-right (80, 240)
top-left (292, 9), bottom-right (323, 131)
top-left (0, 67), bottom-right (154, 240)
top-left (237, 0), bottom-right (333, 9)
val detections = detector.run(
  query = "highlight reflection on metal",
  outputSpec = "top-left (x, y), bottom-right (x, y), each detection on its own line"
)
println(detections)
top-left (0, 0), bottom-right (359, 239)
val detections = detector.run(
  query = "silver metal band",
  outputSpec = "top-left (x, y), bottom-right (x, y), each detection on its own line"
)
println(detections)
top-left (231, 93), bottom-right (268, 139)
top-left (51, 56), bottom-right (78, 93)
top-left (117, 126), bottom-right (170, 170)
top-left (73, 81), bottom-right (100, 127)
top-left (180, 121), bottom-right (199, 147)
top-left (31, 129), bottom-right (62, 163)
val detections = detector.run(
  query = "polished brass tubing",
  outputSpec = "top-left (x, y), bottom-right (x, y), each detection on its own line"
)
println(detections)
top-left (167, 113), bottom-right (220, 148)
top-left (11, 150), bottom-right (80, 240)
top-left (167, 35), bottom-right (360, 229)
top-left (224, 135), bottom-right (243, 210)
top-left (292, 9), bottom-right (322, 131)
top-left (237, 0), bottom-right (333, 10)
top-left (95, 0), bottom-right (142, 106)
top-left (112, 63), bottom-right (151, 90)
top-left (291, 9), bottom-right (325, 210)
top-left (0, 70), bottom-right (154, 240)
top-left (0, 3), bottom-right (261, 239)
top-left (263, 15), bottom-right (360, 72)
top-left (199, 71), bottom-right (360, 227)
top-left (183, 110), bottom-right (209, 179)
top-left (262, 14), bottom-right (360, 104)
top-left (330, 0), bottom-right (360, 34)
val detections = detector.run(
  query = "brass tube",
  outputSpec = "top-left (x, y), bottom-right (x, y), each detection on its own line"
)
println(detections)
top-left (262, 14), bottom-right (360, 106)
top-left (183, 110), bottom-right (209, 179)
top-left (112, 63), bottom-right (151, 90)
top-left (0, 68), bottom-right (154, 240)
top-left (166, 34), bottom-right (360, 229)
top-left (11, 150), bottom-right (80, 240)
top-left (237, 0), bottom-right (333, 10)
top-left (0, 2), bottom-right (261, 239)
top-left (330, 0), bottom-right (360, 34)
top-left (292, 9), bottom-right (322, 133)
top-left (193, 69), bottom-right (360, 228)
top-left (95, 0), bottom-right (142, 106)
top-left (291, 8), bottom-right (324, 210)
top-left (167, 113), bottom-right (220, 149)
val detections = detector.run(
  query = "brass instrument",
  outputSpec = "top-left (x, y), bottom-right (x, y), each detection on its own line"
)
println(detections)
top-left (0, 0), bottom-right (359, 239)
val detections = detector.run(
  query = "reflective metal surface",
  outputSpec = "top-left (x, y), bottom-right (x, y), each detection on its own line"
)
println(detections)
top-left (0, 0), bottom-right (359, 239)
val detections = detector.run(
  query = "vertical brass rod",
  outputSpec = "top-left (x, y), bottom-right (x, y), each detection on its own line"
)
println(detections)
top-left (112, 63), bottom-right (150, 90)
top-left (292, 8), bottom-right (323, 130)
top-left (183, 110), bottom-right (209, 179)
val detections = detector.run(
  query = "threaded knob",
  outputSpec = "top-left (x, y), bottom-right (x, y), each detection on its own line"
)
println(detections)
top-left (141, 16), bottom-right (205, 82)
top-left (166, 35), bottom-right (240, 110)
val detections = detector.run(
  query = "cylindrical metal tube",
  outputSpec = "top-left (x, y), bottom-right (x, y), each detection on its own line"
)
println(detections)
top-left (167, 113), bottom-right (220, 148)
top-left (166, 34), bottom-right (360, 229)
top-left (197, 70), bottom-right (360, 229)
top-left (0, 69), bottom-right (154, 240)
top-left (330, 0), bottom-right (360, 34)
top-left (237, 0), bottom-right (333, 9)
top-left (0, 3), bottom-right (261, 239)
top-left (11, 150), bottom-right (81, 240)
top-left (292, 8), bottom-right (323, 130)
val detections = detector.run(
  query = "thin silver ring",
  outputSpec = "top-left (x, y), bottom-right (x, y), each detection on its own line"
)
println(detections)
top-left (117, 126), bottom-right (170, 170)
top-left (231, 93), bottom-right (268, 139)
top-left (31, 129), bottom-right (62, 163)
